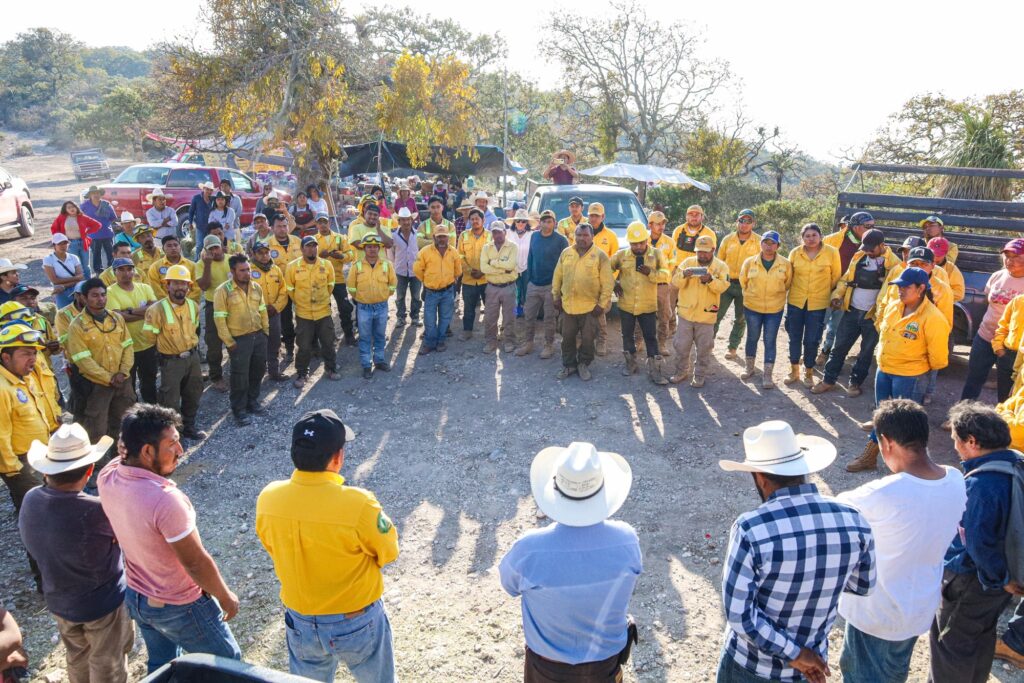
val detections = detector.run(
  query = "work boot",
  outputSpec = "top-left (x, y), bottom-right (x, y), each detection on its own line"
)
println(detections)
top-left (995, 640), bottom-right (1024, 669)
top-left (725, 348), bottom-right (738, 360)
top-left (816, 350), bottom-right (828, 366)
top-left (362, 367), bottom-right (373, 379)
top-left (811, 382), bottom-right (835, 395)
top-left (578, 364), bottom-right (593, 381)
top-left (741, 357), bottom-right (757, 380)
top-left (211, 377), bottom-right (229, 392)
top-left (460, 330), bottom-right (473, 341)
top-left (556, 366), bottom-right (577, 380)
top-left (374, 361), bottom-right (391, 371)
top-left (515, 341), bottom-right (534, 356)
top-left (762, 363), bottom-right (775, 390)
top-left (802, 367), bottom-right (815, 388)
top-left (344, 332), bottom-right (357, 347)
top-left (621, 352), bottom-right (639, 376)
top-left (233, 412), bottom-right (252, 426)
top-left (292, 375), bottom-right (306, 389)
top-left (783, 364), bottom-right (801, 385)
top-left (649, 356), bottom-right (669, 386)
top-left (181, 425), bottom-right (207, 441)
top-left (540, 344), bottom-right (555, 359)
top-left (846, 441), bottom-right (880, 472)
top-left (596, 339), bottom-right (607, 356)
top-left (690, 376), bottom-right (705, 388)
top-left (670, 363), bottom-right (692, 384)
top-left (846, 383), bottom-right (863, 398)
top-left (503, 341), bottom-right (516, 353)
top-left (483, 341), bottom-right (498, 354)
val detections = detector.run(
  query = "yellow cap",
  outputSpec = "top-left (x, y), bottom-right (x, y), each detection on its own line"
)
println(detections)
top-left (647, 211), bottom-right (667, 224)
top-left (686, 204), bottom-right (704, 215)
top-left (0, 322), bottom-right (45, 350)
top-left (626, 222), bottom-right (650, 244)
top-left (0, 301), bottom-right (31, 322)
top-left (587, 202), bottom-right (605, 216)
top-left (695, 235), bottom-right (715, 252)
top-left (163, 264), bottom-right (193, 283)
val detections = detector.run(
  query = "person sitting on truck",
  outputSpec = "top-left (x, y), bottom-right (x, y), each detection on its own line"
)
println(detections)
top-left (929, 237), bottom-right (965, 302)
top-left (921, 215), bottom-right (958, 264)
top-left (542, 149), bottom-right (579, 185)
top-left (144, 188), bottom-right (178, 243)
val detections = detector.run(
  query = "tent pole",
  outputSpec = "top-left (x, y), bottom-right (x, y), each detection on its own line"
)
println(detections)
top-left (377, 133), bottom-right (383, 181)
top-left (502, 66), bottom-right (509, 209)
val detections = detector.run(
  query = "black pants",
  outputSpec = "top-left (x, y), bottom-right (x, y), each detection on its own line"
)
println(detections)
top-left (961, 333), bottom-right (1017, 402)
top-left (204, 302), bottom-right (224, 381)
top-left (823, 308), bottom-right (879, 386)
top-left (462, 283), bottom-right (486, 331)
top-left (229, 332), bottom-right (267, 415)
top-left (524, 649), bottom-right (622, 683)
top-left (396, 275), bottom-right (422, 322)
top-left (296, 316), bottom-right (336, 376)
top-left (131, 345), bottom-right (158, 403)
top-left (620, 311), bottom-right (658, 358)
top-left (1, 456), bottom-right (42, 581)
top-left (929, 570), bottom-right (1012, 683)
top-left (280, 300), bottom-right (296, 354)
top-left (159, 351), bottom-right (203, 429)
top-left (332, 283), bottom-right (355, 338)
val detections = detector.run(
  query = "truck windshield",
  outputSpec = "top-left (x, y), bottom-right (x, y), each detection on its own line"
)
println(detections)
top-left (538, 192), bottom-right (646, 227)
top-left (114, 166), bottom-right (171, 185)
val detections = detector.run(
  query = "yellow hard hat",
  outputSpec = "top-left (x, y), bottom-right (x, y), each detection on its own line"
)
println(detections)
top-left (163, 264), bottom-right (193, 283)
top-left (626, 222), bottom-right (650, 244)
top-left (0, 322), bottom-right (45, 350)
top-left (0, 301), bottom-right (31, 322)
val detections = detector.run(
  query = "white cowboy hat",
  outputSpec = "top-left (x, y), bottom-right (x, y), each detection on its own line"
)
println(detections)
top-left (0, 258), bottom-right (27, 274)
top-left (530, 442), bottom-right (632, 527)
top-left (146, 187), bottom-right (168, 201)
top-left (120, 211), bottom-right (136, 222)
top-left (472, 191), bottom-right (490, 202)
top-left (719, 420), bottom-right (836, 476)
top-left (396, 207), bottom-right (413, 219)
top-left (27, 423), bottom-right (113, 476)
top-left (197, 181), bottom-right (216, 191)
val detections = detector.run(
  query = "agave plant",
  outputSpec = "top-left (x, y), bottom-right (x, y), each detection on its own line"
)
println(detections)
top-left (938, 111), bottom-right (1016, 201)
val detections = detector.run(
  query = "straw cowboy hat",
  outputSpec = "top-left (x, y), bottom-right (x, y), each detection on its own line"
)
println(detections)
top-left (512, 209), bottom-right (534, 226)
top-left (146, 187), bottom-right (169, 202)
top-left (530, 442), bottom-right (632, 527)
top-left (455, 199), bottom-right (476, 214)
top-left (28, 423), bottom-right (113, 476)
top-left (554, 149), bottom-right (577, 165)
top-left (719, 420), bottom-right (836, 476)
top-left (0, 258), bottom-right (27, 275)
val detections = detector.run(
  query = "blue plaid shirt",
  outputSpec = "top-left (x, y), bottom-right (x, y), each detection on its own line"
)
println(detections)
top-left (721, 483), bottom-right (875, 681)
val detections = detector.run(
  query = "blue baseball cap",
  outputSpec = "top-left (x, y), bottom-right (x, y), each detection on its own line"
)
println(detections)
top-left (889, 266), bottom-right (930, 289)
top-left (301, 236), bottom-right (318, 247)
top-left (849, 211), bottom-right (875, 227)
top-left (112, 257), bottom-right (134, 270)
top-left (761, 230), bottom-right (781, 244)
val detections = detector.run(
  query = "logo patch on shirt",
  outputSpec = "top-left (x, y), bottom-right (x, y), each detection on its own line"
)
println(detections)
top-left (159, 266), bottom-right (168, 275)
top-left (271, 250), bottom-right (280, 258)
top-left (377, 512), bottom-right (393, 534)
top-left (15, 388), bottom-right (28, 403)
top-left (251, 271), bottom-right (261, 279)
top-left (906, 322), bottom-right (920, 334)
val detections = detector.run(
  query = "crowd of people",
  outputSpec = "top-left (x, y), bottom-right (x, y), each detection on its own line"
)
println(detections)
top-left (4, 168), bottom-right (1024, 682)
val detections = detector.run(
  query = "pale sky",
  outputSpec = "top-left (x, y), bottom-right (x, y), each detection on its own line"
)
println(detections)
top-left (9, 0), bottom-right (1024, 161)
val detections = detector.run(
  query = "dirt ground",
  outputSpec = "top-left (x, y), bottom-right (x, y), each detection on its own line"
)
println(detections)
top-left (2, 132), bottom-right (1023, 682)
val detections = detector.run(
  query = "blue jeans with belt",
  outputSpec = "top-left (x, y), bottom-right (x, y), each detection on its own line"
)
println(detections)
top-left (356, 302), bottom-right (388, 368)
top-left (743, 308), bottom-right (784, 364)
top-left (423, 287), bottom-right (455, 349)
top-left (870, 368), bottom-right (927, 443)
top-left (285, 600), bottom-right (396, 683)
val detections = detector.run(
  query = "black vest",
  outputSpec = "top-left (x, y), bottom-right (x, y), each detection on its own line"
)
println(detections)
top-left (852, 256), bottom-right (885, 290)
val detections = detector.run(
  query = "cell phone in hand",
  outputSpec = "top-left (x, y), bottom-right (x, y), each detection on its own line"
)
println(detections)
top-left (635, 255), bottom-right (644, 271)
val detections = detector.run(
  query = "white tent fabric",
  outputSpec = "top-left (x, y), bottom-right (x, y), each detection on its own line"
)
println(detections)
top-left (579, 162), bottom-right (711, 192)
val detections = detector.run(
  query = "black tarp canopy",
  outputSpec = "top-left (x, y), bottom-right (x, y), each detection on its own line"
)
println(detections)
top-left (337, 141), bottom-right (527, 177)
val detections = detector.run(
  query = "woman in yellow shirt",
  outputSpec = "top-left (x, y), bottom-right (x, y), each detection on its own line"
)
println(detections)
top-left (848, 266), bottom-right (950, 473)
top-left (784, 223), bottom-right (841, 388)
top-left (738, 231), bottom-right (793, 389)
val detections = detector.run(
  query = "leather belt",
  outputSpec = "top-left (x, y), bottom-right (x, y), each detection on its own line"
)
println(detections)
top-left (159, 348), bottom-right (197, 360)
top-left (487, 281), bottom-right (514, 288)
top-left (424, 284), bottom-right (454, 293)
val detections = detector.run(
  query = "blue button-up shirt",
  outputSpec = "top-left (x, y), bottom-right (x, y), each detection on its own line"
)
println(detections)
top-left (499, 520), bottom-right (641, 664)
top-left (80, 199), bottom-right (118, 240)
top-left (945, 449), bottom-right (1021, 590)
top-left (188, 193), bottom-right (213, 233)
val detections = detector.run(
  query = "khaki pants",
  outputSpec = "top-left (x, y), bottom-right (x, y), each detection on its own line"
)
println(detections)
top-left (597, 311), bottom-right (608, 345)
top-left (656, 283), bottom-right (676, 342)
top-left (55, 602), bottom-right (135, 683)
top-left (158, 350), bottom-right (203, 430)
top-left (520, 283), bottom-right (556, 345)
top-left (82, 381), bottom-right (136, 443)
top-left (561, 313), bottom-right (598, 368)
top-left (674, 317), bottom-right (715, 378)
top-left (484, 284), bottom-right (515, 343)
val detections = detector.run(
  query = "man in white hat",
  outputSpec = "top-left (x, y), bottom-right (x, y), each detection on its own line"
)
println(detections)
top-left (500, 442), bottom-right (640, 682)
top-left (145, 188), bottom-right (178, 242)
top-left (717, 421), bottom-right (875, 683)
top-left (507, 209), bottom-right (534, 317)
top-left (392, 206), bottom-right (422, 326)
top-left (472, 191), bottom-right (498, 228)
top-left (19, 424), bottom-right (135, 683)
top-left (0, 258), bottom-right (28, 304)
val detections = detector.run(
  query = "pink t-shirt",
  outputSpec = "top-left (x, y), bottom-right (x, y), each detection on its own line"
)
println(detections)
top-left (97, 458), bottom-right (202, 605)
top-left (978, 270), bottom-right (1024, 341)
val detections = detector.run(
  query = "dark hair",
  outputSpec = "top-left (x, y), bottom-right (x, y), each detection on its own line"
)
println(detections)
top-left (228, 253), bottom-right (249, 269)
top-left (801, 222), bottom-right (822, 236)
top-left (948, 401), bottom-right (1012, 450)
top-left (161, 235), bottom-right (179, 245)
top-left (113, 243), bottom-right (132, 254)
top-left (428, 195), bottom-right (444, 207)
top-left (46, 463), bottom-right (94, 486)
top-left (575, 223), bottom-right (594, 234)
top-left (81, 277), bottom-right (106, 297)
top-left (214, 193), bottom-right (228, 204)
top-left (295, 191), bottom-right (308, 201)
top-left (291, 441), bottom-right (342, 471)
top-left (874, 399), bottom-right (929, 451)
top-left (121, 403), bottom-right (182, 460)
top-left (306, 184), bottom-right (320, 198)
top-left (220, 178), bottom-right (233, 188)
top-left (758, 472), bottom-right (806, 488)
top-left (272, 213), bottom-right (287, 225)
top-left (60, 201), bottom-right (81, 216)
top-left (207, 221), bottom-right (223, 232)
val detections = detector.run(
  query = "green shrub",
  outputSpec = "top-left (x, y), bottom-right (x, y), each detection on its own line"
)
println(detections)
top-left (648, 178), bottom-right (775, 231)
top-left (750, 197), bottom-right (836, 247)
top-left (12, 144), bottom-right (32, 157)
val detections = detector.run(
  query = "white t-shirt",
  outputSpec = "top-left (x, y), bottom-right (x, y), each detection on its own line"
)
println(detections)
top-left (978, 269), bottom-right (1024, 341)
top-left (849, 256), bottom-right (884, 311)
top-left (43, 252), bottom-right (82, 279)
top-left (307, 198), bottom-right (329, 216)
top-left (837, 467), bottom-right (966, 641)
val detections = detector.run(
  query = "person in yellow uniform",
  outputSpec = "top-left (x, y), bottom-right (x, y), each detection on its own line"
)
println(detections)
top-left (214, 253), bottom-right (269, 425)
top-left (268, 214), bottom-right (302, 362)
top-left (847, 267), bottom-right (950, 473)
top-left (479, 222), bottom-right (519, 355)
top-left (556, 196), bottom-right (586, 245)
top-left (99, 240), bottom-right (141, 287)
top-left (552, 223), bottom-right (614, 382)
top-left (286, 236), bottom-right (338, 388)
top-left (55, 281), bottom-right (85, 345)
top-left (195, 234), bottom-right (231, 391)
top-left (671, 204), bottom-right (717, 271)
top-left (784, 223), bottom-right (841, 388)
top-left (0, 322), bottom-right (56, 585)
top-left (920, 215), bottom-right (958, 265)
top-left (608, 222), bottom-right (669, 384)
top-left (646, 211), bottom-right (678, 355)
top-left (416, 195), bottom-right (454, 249)
top-left (997, 384), bottom-right (1024, 450)
top-left (819, 213), bottom-right (873, 364)
top-left (65, 278), bottom-right (134, 445)
top-left (714, 209), bottom-right (759, 359)
top-left (349, 202), bottom-right (394, 261)
top-left (250, 240), bottom-right (290, 382)
top-left (104, 257), bottom-right (157, 403)
top-left (413, 225), bottom-right (462, 354)
top-left (738, 231), bottom-right (793, 389)
top-left (139, 265), bottom-right (206, 441)
top-left (928, 237), bottom-right (965, 302)
top-left (457, 208), bottom-right (491, 341)
top-left (130, 225), bottom-right (164, 288)
top-left (346, 234), bottom-right (397, 379)
top-left (585, 203), bottom-right (619, 356)
top-left (0, 302), bottom-right (61, 426)
top-left (671, 235), bottom-right (730, 387)
top-left (147, 234), bottom-right (200, 303)
top-left (314, 213), bottom-right (356, 347)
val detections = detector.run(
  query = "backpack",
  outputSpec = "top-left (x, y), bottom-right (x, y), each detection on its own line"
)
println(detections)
top-left (966, 454), bottom-right (1024, 583)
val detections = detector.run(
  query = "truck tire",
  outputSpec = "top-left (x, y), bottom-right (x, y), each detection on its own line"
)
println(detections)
top-left (16, 204), bottom-right (34, 237)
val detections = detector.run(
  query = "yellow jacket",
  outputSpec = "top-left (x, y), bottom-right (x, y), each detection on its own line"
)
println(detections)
top-left (480, 242), bottom-right (519, 285)
top-left (315, 231), bottom-right (354, 276)
top-left (213, 280), bottom-right (269, 347)
top-left (413, 245), bottom-right (462, 290)
top-left (552, 245), bottom-right (614, 314)
top-left (943, 260), bottom-right (966, 302)
top-left (458, 228), bottom-right (491, 285)
top-left (787, 245), bottom-right (842, 310)
top-left (148, 257), bottom-right (201, 302)
top-left (557, 216), bottom-right (585, 245)
top-left (945, 241), bottom-right (960, 265)
top-left (993, 296), bottom-right (1024, 354)
top-left (717, 231), bottom-right (761, 279)
top-left (346, 259), bottom-right (397, 304)
top-left (132, 247), bottom-right (163, 287)
top-left (650, 232), bottom-right (676, 271)
top-left (349, 221), bottom-right (393, 262)
top-left (609, 247), bottom-right (669, 315)
top-left (997, 387), bottom-right (1024, 451)
top-left (0, 366), bottom-right (57, 473)
top-left (66, 310), bottom-right (134, 386)
top-left (671, 224), bottom-right (717, 268)
top-left (831, 248), bottom-right (901, 318)
top-left (876, 297), bottom-right (950, 375)
top-left (250, 262), bottom-right (289, 313)
top-left (416, 218), bottom-right (453, 250)
top-left (141, 298), bottom-right (200, 356)
top-left (739, 255), bottom-right (793, 314)
top-left (269, 235), bottom-right (303, 270)
top-left (592, 226), bottom-right (619, 259)
top-left (285, 258), bottom-right (336, 320)
top-left (876, 268), bottom-right (954, 329)
top-left (55, 303), bottom-right (81, 345)
top-left (672, 256), bottom-right (731, 324)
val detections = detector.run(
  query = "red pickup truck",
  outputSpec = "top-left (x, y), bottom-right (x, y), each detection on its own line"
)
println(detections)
top-left (92, 163), bottom-right (291, 227)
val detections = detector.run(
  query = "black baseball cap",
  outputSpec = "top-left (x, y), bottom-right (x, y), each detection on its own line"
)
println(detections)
top-left (907, 246), bottom-right (935, 263)
top-left (568, 196), bottom-right (584, 207)
top-left (292, 409), bottom-right (355, 460)
top-left (900, 236), bottom-right (926, 250)
top-left (858, 228), bottom-right (886, 252)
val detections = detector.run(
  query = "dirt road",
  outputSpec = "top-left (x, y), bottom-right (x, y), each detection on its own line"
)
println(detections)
top-left (1, 134), bottom-right (1021, 682)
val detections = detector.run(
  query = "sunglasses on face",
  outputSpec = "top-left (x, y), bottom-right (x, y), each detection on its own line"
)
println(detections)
top-left (738, 218), bottom-right (753, 224)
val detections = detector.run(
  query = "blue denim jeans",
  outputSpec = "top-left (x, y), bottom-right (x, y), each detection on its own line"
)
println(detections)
top-left (820, 307), bottom-right (844, 354)
top-left (870, 369), bottom-right (927, 443)
top-left (423, 287), bottom-right (455, 349)
top-left (55, 286), bottom-right (75, 309)
top-left (462, 283), bottom-right (486, 331)
top-left (716, 652), bottom-right (772, 682)
top-left (193, 226), bottom-right (208, 261)
top-left (823, 307), bottom-right (879, 386)
top-left (285, 600), bottom-right (396, 683)
top-left (356, 302), bottom-right (388, 368)
top-left (785, 303), bottom-right (826, 367)
top-left (90, 237), bottom-right (114, 273)
top-left (839, 622), bottom-right (916, 683)
top-left (124, 587), bottom-right (241, 673)
top-left (69, 239), bottom-right (91, 279)
top-left (743, 308), bottom-right (784, 364)
top-left (961, 332), bottom-right (1017, 402)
